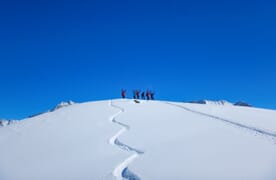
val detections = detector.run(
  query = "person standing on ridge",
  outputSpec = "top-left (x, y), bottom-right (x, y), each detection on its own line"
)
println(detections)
top-left (121, 89), bottom-right (126, 98)
top-left (135, 90), bottom-right (140, 99)
top-left (141, 92), bottom-right (145, 99)
top-left (150, 91), bottom-right (155, 100)
top-left (146, 90), bottom-right (151, 100)
top-left (133, 90), bottom-right (137, 99)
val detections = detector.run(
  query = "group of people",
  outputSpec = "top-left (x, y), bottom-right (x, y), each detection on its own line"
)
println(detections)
top-left (121, 89), bottom-right (155, 100)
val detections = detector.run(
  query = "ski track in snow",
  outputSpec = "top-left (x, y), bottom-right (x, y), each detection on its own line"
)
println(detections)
top-left (166, 102), bottom-right (276, 143)
top-left (109, 100), bottom-right (144, 180)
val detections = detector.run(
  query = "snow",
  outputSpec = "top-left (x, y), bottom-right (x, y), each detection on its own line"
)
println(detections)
top-left (107, 100), bottom-right (276, 180)
top-left (234, 101), bottom-right (252, 107)
top-left (178, 102), bottom-right (276, 136)
top-left (189, 99), bottom-right (252, 107)
top-left (51, 100), bottom-right (75, 112)
top-left (189, 99), bottom-right (233, 106)
top-left (0, 120), bottom-right (9, 127)
top-left (0, 120), bottom-right (17, 127)
top-left (28, 101), bottom-right (75, 118)
top-left (1, 99), bottom-right (276, 180)
top-left (0, 101), bottom-right (129, 180)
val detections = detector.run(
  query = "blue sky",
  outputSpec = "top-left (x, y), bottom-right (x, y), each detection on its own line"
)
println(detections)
top-left (0, 0), bottom-right (276, 119)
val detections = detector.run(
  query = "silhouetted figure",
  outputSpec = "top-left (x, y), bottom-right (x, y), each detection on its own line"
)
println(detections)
top-left (141, 92), bottom-right (145, 99)
top-left (133, 90), bottom-right (136, 99)
top-left (135, 90), bottom-right (140, 99)
top-left (150, 92), bottom-right (155, 100)
top-left (121, 89), bottom-right (126, 98)
top-left (146, 90), bottom-right (151, 100)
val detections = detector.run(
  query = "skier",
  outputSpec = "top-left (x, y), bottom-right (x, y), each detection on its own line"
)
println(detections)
top-left (141, 92), bottom-right (145, 99)
top-left (121, 89), bottom-right (126, 99)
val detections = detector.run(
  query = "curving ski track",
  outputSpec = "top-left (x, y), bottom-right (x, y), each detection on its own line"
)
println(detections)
top-left (109, 101), bottom-right (144, 180)
top-left (166, 102), bottom-right (276, 142)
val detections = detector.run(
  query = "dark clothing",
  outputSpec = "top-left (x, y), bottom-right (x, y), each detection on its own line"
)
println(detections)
top-left (146, 91), bottom-right (151, 100)
top-left (121, 90), bottom-right (126, 98)
top-left (141, 92), bottom-right (145, 99)
top-left (135, 90), bottom-right (140, 99)
top-left (150, 93), bottom-right (155, 100)
top-left (133, 91), bottom-right (137, 99)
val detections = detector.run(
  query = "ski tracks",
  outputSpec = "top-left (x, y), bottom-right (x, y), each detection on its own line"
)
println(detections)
top-left (109, 101), bottom-right (144, 180)
top-left (166, 102), bottom-right (276, 143)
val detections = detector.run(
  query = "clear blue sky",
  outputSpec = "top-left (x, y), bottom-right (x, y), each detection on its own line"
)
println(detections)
top-left (0, 0), bottom-right (276, 119)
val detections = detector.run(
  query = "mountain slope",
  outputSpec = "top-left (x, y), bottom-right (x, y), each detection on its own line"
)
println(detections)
top-left (115, 100), bottom-right (276, 180)
top-left (0, 101), bottom-right (129, 180)
top-left (1, 99), bottom-right (276, 180)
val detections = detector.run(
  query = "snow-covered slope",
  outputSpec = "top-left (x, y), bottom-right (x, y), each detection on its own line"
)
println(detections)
top-left (50, 100), bottom-right (75, 112)
top-left (189, 99), bottom-right (233, 106)
top-left (28, 100), bottom-right (75, 118)
top-left (0, 99), bottom-right (276, 180)
top-left (0, 101), bottom-right (128, 180)
top-left (189, 99), bottom-right (253, 107)
top-left (0, 120), bottom-right (9, 127)
top-left (0, 120), bottom-right (17, 127)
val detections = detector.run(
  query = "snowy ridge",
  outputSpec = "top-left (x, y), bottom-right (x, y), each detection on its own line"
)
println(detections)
top-left (1, 99), bottom-right (276, 179)
top-left (51, 100), bottom-right (75, 112)
top-left (204, 100), bottom-right (233, 106)
top-left (0, 120), bottom-right (17, 127)
top-left (28, 101), bottom-right (76, 118)
top-left (189, 100), bottom-right (233, 106)
top-left (234, 101), bottom-right (252, 107)
top-left (167, 102), bottom-right (276, 141)
top-left (0, 120), bottom-right (9, 127)
top-left (189, 99), bottom-right (253, 107)
top-left (109, 101), bottom-right (144, 180)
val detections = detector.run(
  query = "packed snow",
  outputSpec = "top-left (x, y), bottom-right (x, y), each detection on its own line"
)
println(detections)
top-left (0, 99), bottom-right (276, 180)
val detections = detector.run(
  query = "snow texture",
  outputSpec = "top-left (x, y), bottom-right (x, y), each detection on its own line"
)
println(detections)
top-left (1, 99), bottom-right (276, 180)
top-left (109, 101), bottom-right (143, 180)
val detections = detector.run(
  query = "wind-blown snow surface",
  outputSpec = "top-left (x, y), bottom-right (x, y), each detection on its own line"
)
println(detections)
top-left (1, 99), bottom-right (276, 180)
